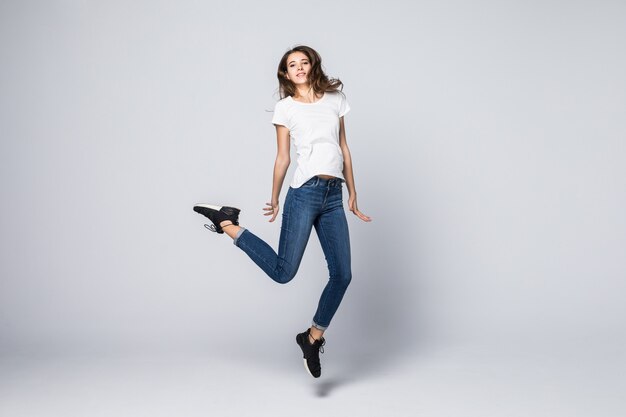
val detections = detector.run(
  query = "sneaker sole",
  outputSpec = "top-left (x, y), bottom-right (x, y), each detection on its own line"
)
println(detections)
top-left (296, 333), bottom-right (318, 378)
top-left (194, 204), bottom-right (224, 211)
top-left (303, 358), bottom-right (315, 378)
top-left (193, 204), bottom-right (241, 215)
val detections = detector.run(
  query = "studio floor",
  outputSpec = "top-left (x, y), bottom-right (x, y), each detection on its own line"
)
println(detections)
top-left (1, 338), bottom-right (624, 417)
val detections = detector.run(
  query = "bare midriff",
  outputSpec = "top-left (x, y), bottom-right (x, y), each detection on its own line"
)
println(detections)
top-left (316, 174), bottom-right (336, 180)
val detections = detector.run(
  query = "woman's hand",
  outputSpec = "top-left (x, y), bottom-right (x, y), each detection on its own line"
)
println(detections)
top-left (348, 193), bottom-right (372, 222)
top-left (263, 201), bottom-right (280, 222)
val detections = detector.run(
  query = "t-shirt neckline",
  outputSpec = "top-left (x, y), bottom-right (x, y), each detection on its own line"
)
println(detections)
top-left (288, 92), bottom-right (327, 105)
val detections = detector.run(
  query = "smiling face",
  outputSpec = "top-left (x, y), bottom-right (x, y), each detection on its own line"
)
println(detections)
top-left (285, 51), bottom-right (311, 86)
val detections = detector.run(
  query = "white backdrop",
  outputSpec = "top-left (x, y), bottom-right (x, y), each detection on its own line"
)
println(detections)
top-left (1, 0), bottom-right (625, 365)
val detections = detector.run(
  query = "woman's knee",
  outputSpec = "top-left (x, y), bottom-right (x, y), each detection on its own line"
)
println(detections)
top-left (334, 270), bottom-right (352, 288)
top-left (275, 264), bottom-right (298, 284)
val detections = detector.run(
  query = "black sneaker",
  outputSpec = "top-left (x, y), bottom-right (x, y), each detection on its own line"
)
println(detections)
top-left (193, 204), bottom-right (240, 234)
top-left (296, 328), bottom-right (325, 378)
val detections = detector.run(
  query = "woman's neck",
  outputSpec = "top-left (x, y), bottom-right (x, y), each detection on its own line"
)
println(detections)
top-left (293, 86), bottom-right (322, 103)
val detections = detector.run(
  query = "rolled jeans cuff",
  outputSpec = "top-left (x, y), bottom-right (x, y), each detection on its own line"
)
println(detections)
top-left (233, 227), bottom-right (247, 246)
top-left (311, 320), bottom-right (328, 331)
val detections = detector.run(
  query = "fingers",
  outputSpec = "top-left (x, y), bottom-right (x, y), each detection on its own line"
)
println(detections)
top-left (348, 201), bottom-right (370, 221)
top-left (269, 208), bottom-right (279, 222)
top-left (264, 202), bottom-right (279, 222)
top-left (358, 211), bottom-right (372, 222)
top-left (353, 208), bottom-right (372, 222)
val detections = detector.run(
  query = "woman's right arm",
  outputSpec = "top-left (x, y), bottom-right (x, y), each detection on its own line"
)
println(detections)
top-left (265, 124), bottom-right (290, 222)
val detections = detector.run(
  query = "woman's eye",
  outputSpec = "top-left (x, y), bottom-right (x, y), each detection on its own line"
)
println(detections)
top-left (288, 61), bottom-right (308, 69)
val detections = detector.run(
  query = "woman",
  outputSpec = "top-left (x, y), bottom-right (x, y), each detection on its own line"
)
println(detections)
top-left (194, 45), bottom-right (371, 378)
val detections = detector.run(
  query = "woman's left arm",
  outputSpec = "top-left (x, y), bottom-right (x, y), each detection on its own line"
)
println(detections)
top-left (339, 116), bottom-right (372, 222)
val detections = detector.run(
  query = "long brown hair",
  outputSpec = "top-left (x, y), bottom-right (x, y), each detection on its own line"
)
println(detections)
top-left (275, 45), bottom-right (344, 100)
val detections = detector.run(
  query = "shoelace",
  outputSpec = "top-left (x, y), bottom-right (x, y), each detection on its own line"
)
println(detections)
top-left (309, 335), bottom-right (325, 354)
top-left (204, 222), bottom-right (238, 233)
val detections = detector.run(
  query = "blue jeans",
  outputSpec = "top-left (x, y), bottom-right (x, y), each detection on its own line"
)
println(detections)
top-left (233, 175), bottom-right (352, 331)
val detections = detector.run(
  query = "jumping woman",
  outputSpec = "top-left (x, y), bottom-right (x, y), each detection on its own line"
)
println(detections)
top-left (193, 45), bottom-right (371, 378)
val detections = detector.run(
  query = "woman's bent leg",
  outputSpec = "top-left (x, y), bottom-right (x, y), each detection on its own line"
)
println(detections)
top-left (233, 187), bottom-right (315, 284)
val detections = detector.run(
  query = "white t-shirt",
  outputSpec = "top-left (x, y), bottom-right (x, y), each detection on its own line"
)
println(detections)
top-left (271, 90), bottom-right (351, 188)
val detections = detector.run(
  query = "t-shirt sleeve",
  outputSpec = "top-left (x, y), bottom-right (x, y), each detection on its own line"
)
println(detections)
top-left (338, 92), bottom-right (351, 117)
top-left (271, 100), bottom-right (289, 127)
